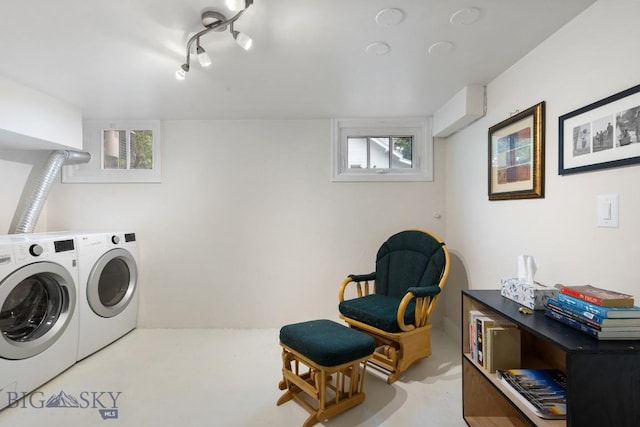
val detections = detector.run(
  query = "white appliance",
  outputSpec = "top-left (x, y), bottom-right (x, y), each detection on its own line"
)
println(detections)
top-left (76, 232), bottom-right (139, 361)
top-left (0, 234), bottom-right (79, 410)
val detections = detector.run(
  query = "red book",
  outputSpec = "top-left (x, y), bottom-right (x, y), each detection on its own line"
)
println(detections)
top-left (560, 285), bottom-right (634, 308)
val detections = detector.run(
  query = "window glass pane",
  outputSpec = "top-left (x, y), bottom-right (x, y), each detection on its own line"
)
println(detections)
top-left (392, 136), bottom-right (413, 168)
top-left (370, 137), bottom-right (390, 168)
top-left (65, 120), bottom-right (161, 183)
top-left (333, 118), bottom-right (431, 182)
top-left (347, 137), bottom-right (368, 168)
top-left (130, 130), bottom-right (153, 170)
top-left (103, 130), bottom-right (127, 169)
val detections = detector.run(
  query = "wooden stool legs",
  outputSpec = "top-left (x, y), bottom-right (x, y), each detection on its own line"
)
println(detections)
top-left (277, 345), bottom-right (371, 427)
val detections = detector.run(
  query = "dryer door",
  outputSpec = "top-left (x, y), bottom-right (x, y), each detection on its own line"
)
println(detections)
top-left (0, 262), bottom-right (77, 360)
top-left (87, 248), bottom-right (138, 318)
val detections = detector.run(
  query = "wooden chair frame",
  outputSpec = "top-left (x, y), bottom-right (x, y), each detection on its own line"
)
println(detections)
top-left (277, 344), bottom-right (372, 427)
top-left (338, 230), bottom-right (450, 384)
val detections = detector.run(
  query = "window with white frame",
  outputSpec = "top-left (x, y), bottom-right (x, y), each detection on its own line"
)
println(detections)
top-left (62, 120), bottom-right (161, 183)
top-left (332, 118), bottom-right (432, 181)
top-left (102, 129), bottom-right (154, 171)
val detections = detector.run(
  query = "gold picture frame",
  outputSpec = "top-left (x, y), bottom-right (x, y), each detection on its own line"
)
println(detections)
top-left (488, 102), bottom-right (545, 200)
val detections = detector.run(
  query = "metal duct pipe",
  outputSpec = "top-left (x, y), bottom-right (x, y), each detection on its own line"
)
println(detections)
top-left (14, 149), bottom-right (91, 234)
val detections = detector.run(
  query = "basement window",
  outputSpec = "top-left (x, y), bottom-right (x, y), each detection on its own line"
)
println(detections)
top-left (332, 118), bottom-right (432, 182)
top-left (62, 120), bottom-right (161, 183)
top-left (102, 129), bottom-right (153, 171)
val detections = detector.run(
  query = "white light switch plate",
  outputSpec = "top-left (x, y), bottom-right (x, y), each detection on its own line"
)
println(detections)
top-left (597, 194), bottom-right (619, 228)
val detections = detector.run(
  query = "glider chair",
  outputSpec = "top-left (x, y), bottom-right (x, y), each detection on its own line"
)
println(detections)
top-left (338, 229), bottom-right (450, 384)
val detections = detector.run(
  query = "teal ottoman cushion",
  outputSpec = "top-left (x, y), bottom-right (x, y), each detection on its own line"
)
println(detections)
top-left (280, 319), bottom-right (375, 367)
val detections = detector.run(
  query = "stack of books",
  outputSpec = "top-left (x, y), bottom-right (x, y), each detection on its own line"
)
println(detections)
top-left (545, 285), bottom-right (640, 340)
top-left (468, 310), bottom-right (521, 372)
top-left (496, 368), bottom-right (567, 419)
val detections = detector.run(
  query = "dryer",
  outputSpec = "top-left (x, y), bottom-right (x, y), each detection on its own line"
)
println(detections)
top-left (76, 231), bottom-right (139, 361)
top-left (0, 234), bottom-right (78, 411)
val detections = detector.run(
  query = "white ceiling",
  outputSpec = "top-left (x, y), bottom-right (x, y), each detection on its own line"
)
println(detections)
top-left (0, 0), bottom-right (596, 120)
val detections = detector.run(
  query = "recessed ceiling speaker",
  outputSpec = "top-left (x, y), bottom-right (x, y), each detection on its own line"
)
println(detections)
top-left (365, 42), bottom-right (391, 56)
top-left (375, 8), bottom-right (404, 26)
top-left (450, 7), bottom-right (481, 25)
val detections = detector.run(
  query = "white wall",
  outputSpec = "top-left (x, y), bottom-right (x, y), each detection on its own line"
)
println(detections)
top-left (443, 0), bottom-right (640, 334)
top-left (0, 149), bottom-right (50, 233)
top-left (0, 74), bottom-right (82, 151)
top-left (47, 120), bottom-right (446, 328)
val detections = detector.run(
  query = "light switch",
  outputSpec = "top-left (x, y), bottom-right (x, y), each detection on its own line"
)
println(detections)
top-left (599, 201), bottom-right (611, 220)
top-left (597, 194), bottom-right (619, 228)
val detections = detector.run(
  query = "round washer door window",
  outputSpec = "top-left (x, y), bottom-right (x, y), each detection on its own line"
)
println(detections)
top-left (87, 248), bottom-right (138, 318)
top-left (0, 262), bottom-right (76, 360)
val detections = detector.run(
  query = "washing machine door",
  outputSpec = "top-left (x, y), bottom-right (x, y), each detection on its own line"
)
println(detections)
top-left (0, 262), bottom-right (77, 360)
top-left (87, 248), bottom-right (138, 318)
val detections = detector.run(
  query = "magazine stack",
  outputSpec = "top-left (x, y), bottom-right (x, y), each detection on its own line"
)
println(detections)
top-left (544, 285), bottom-right (640, 340)
top-left (496, 369), bottom-right (567, 419)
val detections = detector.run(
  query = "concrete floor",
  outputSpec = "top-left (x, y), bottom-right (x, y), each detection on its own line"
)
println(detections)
top-left (0, 328), bottom-right (466, 427)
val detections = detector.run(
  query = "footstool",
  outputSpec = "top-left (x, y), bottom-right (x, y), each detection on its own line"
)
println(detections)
top-left (277, 319), bottom-right (376, 427)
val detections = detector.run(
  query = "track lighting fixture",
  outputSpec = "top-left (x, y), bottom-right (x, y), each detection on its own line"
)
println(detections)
top-left (175, 2), bottom-right (254, 80)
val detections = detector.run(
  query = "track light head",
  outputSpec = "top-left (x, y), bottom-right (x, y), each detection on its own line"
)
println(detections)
top-left (232, 30), bottom-right (253, 50)
top-left (196, 47), bottom-right (212, 67)
top-left (226, 0), bottom-right (253, 12)
top-left (196, 38), bottom-right (212, 67)
top-left (175, 64), bottom-right (189, 80)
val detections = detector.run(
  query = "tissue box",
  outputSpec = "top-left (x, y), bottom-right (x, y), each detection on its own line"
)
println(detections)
top-left (500, 278), bottom-right (558, 310)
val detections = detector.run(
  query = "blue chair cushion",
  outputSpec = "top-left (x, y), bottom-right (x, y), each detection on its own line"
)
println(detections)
top-left (339, 294), bottom-right (416, 333)
top-left (280, 319), bottom-right (375, 367)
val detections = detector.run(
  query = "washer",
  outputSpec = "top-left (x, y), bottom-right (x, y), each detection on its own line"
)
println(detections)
top-left (0, 234), bottom-right (78, 410)
top-left (76, 231), bottom-right (139, 361)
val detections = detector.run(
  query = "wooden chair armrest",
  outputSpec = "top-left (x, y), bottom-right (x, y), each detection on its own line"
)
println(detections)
top-left (397, 289), bottom-right (439, 332)
top-left (339, 275), bottom-right (375, 302)
top-left (397, 292), bottom-right (417, 332)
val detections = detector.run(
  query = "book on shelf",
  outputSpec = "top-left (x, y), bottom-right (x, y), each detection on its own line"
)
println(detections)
top-left (475, 316), bottom-right (490, 366)
top-left (476, 315), bottom-right (515, 368)
top-left (559, 285), bottom-right (634, 308)
top-left (557, 293), bottom-right (640, 318)
top-left (547, 299), bottom-right (640, 329)
top-left (485, 326), bottom-right (521, 373)
top-left (468, 310), bottom-right (486, 360)
top-left (545, 307), bottom-right (640, 340)
top-left (496, 369), bottom-right (567, 420)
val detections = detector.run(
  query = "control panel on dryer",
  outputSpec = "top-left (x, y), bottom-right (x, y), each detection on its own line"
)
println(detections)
top-left (109, 233), bottom-right (136, 245)
top-left (14, 241), bottom-right (49, 262)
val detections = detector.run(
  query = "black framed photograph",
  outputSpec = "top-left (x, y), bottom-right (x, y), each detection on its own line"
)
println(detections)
top-left (488, 102), bottom-right (545, 201)
top-left (559, 83), bottom-right (640, 175)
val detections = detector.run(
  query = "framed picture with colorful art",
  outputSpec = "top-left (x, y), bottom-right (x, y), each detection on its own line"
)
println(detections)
top-left (488, 102), bottom-right (545, 201)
